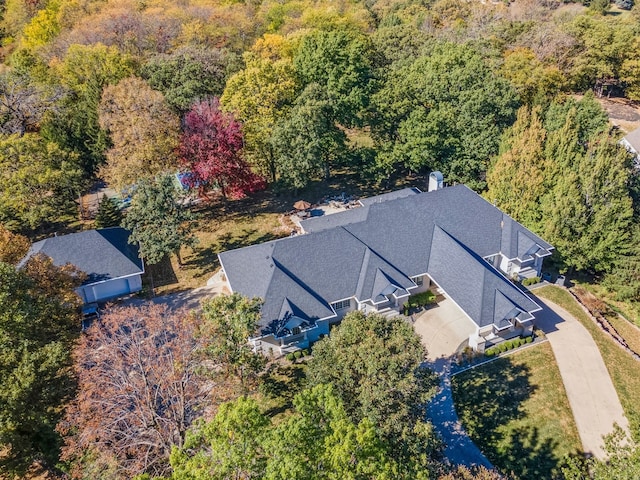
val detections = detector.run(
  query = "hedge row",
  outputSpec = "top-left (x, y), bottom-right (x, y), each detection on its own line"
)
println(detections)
top-left (484, 336), bottom-right (533, 357)
top-left (285, 349), bottom-right (310, 361)
top-left (522, 276), bottom-right (541, 286)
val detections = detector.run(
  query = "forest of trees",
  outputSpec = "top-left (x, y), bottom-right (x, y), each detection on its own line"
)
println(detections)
top-left (0, 0), bottom-right (638, 292)
top-left (2, 0), bottom-right (640, 476)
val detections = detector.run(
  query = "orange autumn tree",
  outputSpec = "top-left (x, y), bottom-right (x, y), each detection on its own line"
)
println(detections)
top-left (58, 304), bottom-right (219, 479)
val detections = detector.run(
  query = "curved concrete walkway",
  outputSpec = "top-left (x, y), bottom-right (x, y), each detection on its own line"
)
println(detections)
top-left (425, 359), bottom-right (494, 469)
top-left (534, 297), bottom-right (630, 459)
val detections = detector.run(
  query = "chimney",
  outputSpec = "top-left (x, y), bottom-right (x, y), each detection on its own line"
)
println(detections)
top-left (428, 171), bottom-right (444, 192)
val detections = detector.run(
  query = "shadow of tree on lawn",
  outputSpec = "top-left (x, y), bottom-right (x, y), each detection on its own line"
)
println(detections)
top-left (452, 357), bottom-right (563, 480)
top-left (181, 229), bottom-right (281, 280)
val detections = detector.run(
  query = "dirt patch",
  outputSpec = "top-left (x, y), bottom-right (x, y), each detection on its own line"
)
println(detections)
top-left (575, 94), bottom-right (640, 133)
top-left (598, 98), bottom-right (640, 133)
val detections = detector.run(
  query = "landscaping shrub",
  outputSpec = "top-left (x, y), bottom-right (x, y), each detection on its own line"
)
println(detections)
top-left (286, 353), bottom-right (295, 361)
top-left (485, 348), bottom-right (496, 357)
top-left (525, 336), bottom-right (533, 343)
top-left (294, 350), bottom-right (302, 359)
top-left (407, 291), bottom-right (436, 309)
top-left (302, 349), bottom-right (310, 356)
top-left (522, 277), bottom-right (541, 286)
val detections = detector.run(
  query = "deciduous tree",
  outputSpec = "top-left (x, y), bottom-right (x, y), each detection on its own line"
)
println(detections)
top-left (372, 41), bottom-right (519, 189)
top-left (142, 46), bottom-right (238, 114)
top-left (262, 384), bottom-right (396, 480)
top-left (169, 397), bottom-right (269, 480)
top-left (0, 258), bottom-right (82, 475)
top-left (46, 43), bottom-right (136, 176)
top-left (121, 175), bottom-right (197, 265)
top-left (500, 48), bottom-right (566, 106)
top-left (0, 71), bottom-right (63, 136)
top-left (99, 76), bottom-right (180, 190)
top-left (306, 311), bottom-right (439, 475)
top-left (59, 304), bottom-right (210, 479)
top-left (169, 385), bottom-right (397, 480)
top-left (270, 84), bottom-right (348, 189)
top-left (0, 133), bottom-right (82, 232)
top-left (293, 28), bottom-right (373, 127)
top-left (220, 37), bottom-right (299, 183)
top-left (0, 224), bottom-right (30, 264)
top-left (179, 98), bottom-right (265, 199)
top-left (200, 293), bottom-right (264, 393)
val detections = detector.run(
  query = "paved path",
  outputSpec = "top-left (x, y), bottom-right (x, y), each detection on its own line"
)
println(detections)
top-left (425, 359), bottom-right (494, 469)
top-left (534, 297), bottom-right (630, 459)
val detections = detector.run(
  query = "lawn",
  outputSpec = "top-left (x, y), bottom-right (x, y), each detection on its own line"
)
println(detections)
top-left (142, 169), bottom-right (423, 294)
top-left (536, 285), bottom-right (640, 438)
top-left (451, 342), bottom-right (581, 480)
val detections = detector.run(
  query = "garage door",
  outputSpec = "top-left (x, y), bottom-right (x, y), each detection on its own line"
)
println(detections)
top-left (92, 278), bottom-right (130, 302)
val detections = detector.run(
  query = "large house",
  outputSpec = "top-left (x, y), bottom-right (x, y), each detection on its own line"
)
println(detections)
top-left (20, 227), bottom-right (144, 304)
top-left (218, 180), bottom-right (553, 355)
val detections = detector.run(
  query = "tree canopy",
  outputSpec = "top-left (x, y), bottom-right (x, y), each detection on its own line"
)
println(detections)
top-left (179, 98), bottom-right (265, 199)
top-left (372, 41), bottom-right (519, 190)
top-left (0, 257), bottom-right (82, 475)
top-left (98, 76), bottom-right (180, 191)
top-left (121, 175), bottom-right (197, 265)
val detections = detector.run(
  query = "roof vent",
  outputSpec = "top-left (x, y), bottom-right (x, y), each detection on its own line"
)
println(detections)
top-left (428, 171), bottom-right (444, 192)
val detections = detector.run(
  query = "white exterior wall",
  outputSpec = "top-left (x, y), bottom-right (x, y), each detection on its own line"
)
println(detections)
top-left (77, 274), bottom-right (143, 304)
top-left (499, 255), bottom-right (511, 276)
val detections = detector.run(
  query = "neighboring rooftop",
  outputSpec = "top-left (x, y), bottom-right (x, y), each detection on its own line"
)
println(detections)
top-left (21, 227), bottom-right (143, 283)
top-left (622, 126), bottom-right (640, 153)
top-left (219, 185), bottom-right (551, 335)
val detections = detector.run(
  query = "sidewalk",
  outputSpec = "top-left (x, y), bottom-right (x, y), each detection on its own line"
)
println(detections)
top-left (425, 358), bottom-right (494, 469)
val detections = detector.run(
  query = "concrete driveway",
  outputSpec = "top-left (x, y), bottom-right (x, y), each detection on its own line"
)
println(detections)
top-left (414, 297), bottom-right (476, 360)
top-left (534, 297), bottom-right (630, 459)
top-left (120, 270), bottom-right (229, 311)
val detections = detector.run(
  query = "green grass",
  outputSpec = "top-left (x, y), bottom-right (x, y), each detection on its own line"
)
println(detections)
top-left (143, 169), bottom-right (425, 293)
top-left (536, 286), bottom-right (640, 437)
top-left (607, 313), bottom-right (640, 355)
top-left (451, 342), bottom-right (581, 479)
top-left (256, 362), bottom-right (307, 423)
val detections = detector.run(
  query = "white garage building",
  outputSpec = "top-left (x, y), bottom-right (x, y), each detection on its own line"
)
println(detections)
top-left (21, 227), bottom-right (144, 303)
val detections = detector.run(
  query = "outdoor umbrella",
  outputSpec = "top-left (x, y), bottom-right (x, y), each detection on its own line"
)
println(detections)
top-left (293, 200), bottom-right (311, 210)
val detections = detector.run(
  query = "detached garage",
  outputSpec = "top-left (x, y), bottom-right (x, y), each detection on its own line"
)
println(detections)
top-left (21, 227), bottom-right (144, 304)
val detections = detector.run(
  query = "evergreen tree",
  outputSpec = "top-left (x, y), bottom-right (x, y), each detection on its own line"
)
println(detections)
top-left (121, 175), bottom-right (197, 266)
top-left (485, 105), bottom-right (547, 227)
top-left (94, 194), bottom-right (122, 229)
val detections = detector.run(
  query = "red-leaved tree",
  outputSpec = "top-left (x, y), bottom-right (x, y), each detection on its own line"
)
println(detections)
top-left (179, 98), bottom-right (265, 199)
top-left (57, 304), bottom-right (216, 479)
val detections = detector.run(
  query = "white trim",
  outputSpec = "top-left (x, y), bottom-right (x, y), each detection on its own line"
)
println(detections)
top-left (217, 260), bottom-right (234, 293)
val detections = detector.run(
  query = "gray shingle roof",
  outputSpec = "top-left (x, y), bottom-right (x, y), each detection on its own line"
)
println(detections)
top-left (358, 187), bottom-right (421, 206)
top-left (21, 228), bottom-right (143, 284)
top-left (427, 226), bottom-right (539, 328)
top-left (219, 185), bottom-right (551, 335)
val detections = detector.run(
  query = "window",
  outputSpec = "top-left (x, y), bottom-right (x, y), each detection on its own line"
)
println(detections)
top-left (331, 299), bottom-right (350, 311)
top-left (413, 276), bottom-right (424, 286)
top-left (292, 326), bottom-right (301, 335)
